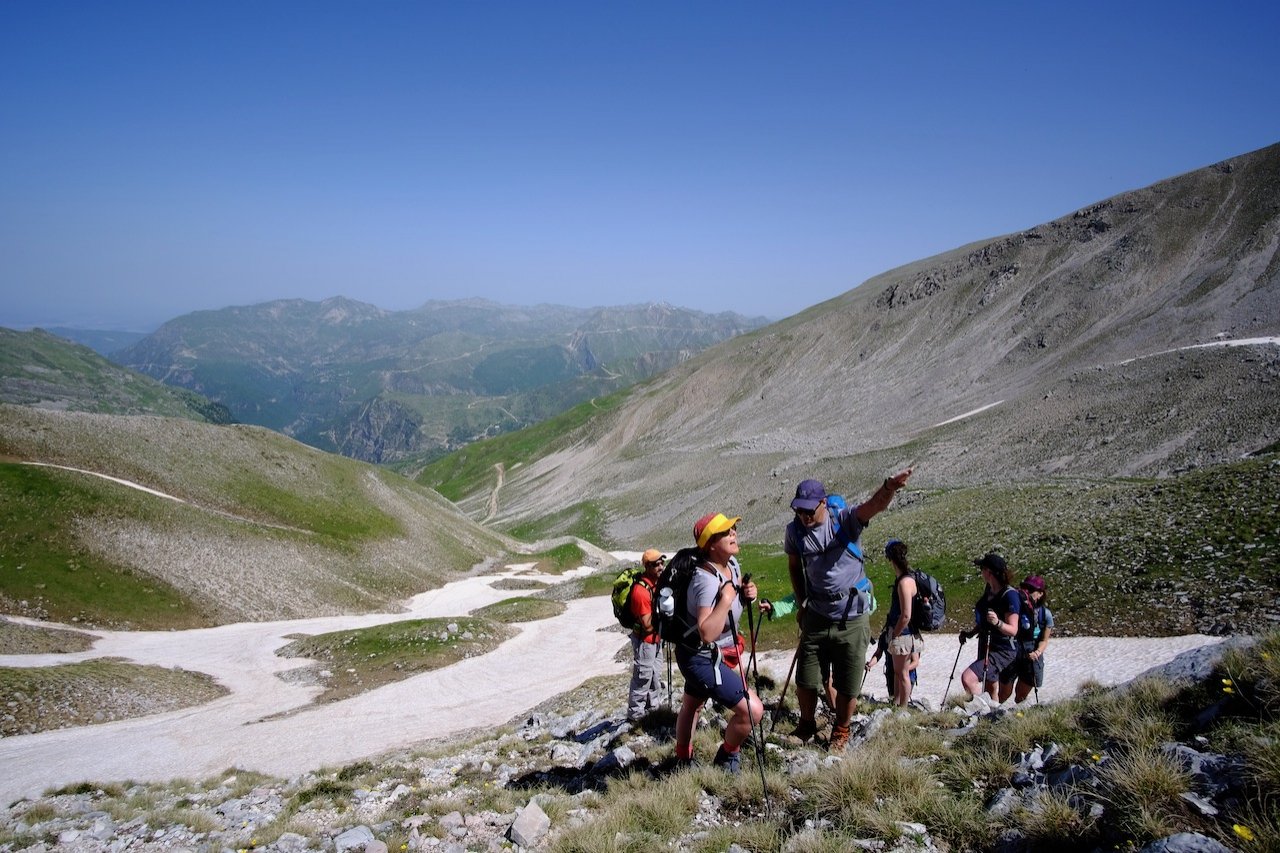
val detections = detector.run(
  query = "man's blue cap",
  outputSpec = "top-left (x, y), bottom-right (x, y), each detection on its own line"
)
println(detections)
top-left (791, 479), bottom-right (826, 511)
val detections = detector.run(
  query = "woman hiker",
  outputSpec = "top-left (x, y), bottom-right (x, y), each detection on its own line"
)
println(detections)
top-left (959, 552), bottom-right (1022, 702)
top-left (1010, 574), bottom-right (1054, 704)
top-left (672, 511), bottom-right (765, 774)
top-left (882, 538), bottom-right (922, 706)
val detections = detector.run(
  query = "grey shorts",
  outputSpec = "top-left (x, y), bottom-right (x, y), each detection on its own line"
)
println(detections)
top-left (974, 644), bottom-right (1018, 685)
top-left (1014, 653), bottom-right (1046, 687)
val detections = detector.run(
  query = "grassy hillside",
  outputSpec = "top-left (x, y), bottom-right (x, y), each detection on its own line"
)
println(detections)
top-left (0, 404), bottom-right (519, 628)
top-left (0, 327), bottom-right (231, 423)
top-left (608, 454), bottom-right (1279, 647)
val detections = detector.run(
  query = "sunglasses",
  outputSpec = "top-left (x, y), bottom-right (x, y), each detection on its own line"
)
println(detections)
top-left (794, 502), bottom-right (823, 519)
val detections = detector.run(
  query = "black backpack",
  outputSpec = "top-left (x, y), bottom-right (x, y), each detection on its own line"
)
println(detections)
top-left (655, 547), bottom-right (711, 650)
top-left (909, 569), bottom-right (947, 632)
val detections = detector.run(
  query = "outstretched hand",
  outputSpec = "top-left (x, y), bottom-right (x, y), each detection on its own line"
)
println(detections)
top-left (887, 467), bottom-right (913, 491)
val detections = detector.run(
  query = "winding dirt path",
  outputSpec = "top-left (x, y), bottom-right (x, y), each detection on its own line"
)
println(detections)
top-left (0, 564), bottom-right (622, 804)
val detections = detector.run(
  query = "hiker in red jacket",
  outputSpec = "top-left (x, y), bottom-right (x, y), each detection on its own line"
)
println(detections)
top-left (627, 548), bottom-right (666, 721)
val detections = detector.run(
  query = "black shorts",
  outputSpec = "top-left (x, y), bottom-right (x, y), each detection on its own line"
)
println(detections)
top-left (977, 644), bottom-right (1018, 685)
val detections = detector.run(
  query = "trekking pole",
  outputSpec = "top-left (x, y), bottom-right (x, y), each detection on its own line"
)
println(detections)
top-left (742, 575), bottom-right (763, 691)
top-left (732, 607), bottom-right (768, 814)
top-left (981, 630), bottom-right (992, 702)
top-left (769, 642), bottom-right (800, 733)
top-left (941, 636), bottom-right (965, 708)
top-left (665, 643), bottom-right (674, 709)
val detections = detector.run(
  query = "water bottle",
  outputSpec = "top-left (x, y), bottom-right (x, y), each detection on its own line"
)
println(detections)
top-left (658, 587), bottom-right (675, 618)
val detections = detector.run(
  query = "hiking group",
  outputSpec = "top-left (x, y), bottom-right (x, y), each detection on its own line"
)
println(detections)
top-left (614, 467), bottom-right (1055, 772)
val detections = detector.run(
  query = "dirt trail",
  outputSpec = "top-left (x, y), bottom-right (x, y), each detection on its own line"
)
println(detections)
top-left (0, 563), bottom-right (621, 805)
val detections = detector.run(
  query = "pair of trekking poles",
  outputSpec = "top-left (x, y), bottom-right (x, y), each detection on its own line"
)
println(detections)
top-left (941, 630), bottom-right (1040, 707)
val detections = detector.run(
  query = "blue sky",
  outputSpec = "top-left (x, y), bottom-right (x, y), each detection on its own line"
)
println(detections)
top-left (3, 1), bottom-right (1278, 331)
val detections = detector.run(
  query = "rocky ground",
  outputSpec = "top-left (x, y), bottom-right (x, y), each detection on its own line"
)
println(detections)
top-left (0, 640), bottom-right (1258, 853)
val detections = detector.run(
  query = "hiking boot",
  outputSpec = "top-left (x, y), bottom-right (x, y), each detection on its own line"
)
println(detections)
top-left (789, 718), bottom-right (818, 743)
top-left (828, 723), bottom-right (851, 753)
top-left (712, 745), bottom-right (742, 775)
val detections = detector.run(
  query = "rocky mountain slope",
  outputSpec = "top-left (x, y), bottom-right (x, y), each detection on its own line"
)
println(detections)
top-left (112, 299), bottom-right (768, 464)
top-left (431, 142), bottom-right (1280, 546)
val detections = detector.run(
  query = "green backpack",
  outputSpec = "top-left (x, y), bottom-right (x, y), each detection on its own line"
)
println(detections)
top-left (611, 565), bottom-right (649, 629)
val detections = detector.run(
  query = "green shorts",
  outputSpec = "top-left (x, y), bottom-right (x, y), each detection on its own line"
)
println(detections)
top-left (797, 612), bottom-right (870, 697)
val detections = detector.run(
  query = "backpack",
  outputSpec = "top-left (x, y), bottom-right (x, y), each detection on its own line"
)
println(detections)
top-left (610, 565), bottom-right (651, 630)
top-left (1016, 590), bottom-right (1046, 643)
top-left (909, 569), bottom-right (947, 631)
top-left (655, 547), bottom-right (711, 650)
top-left (824, 494), bottom-right (875, 613)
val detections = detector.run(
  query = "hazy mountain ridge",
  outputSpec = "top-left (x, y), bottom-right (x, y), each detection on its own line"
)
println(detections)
top-left (113, 298), bottom-right (768, 463)
top-left (437, 142), bottom-right (1280, 544)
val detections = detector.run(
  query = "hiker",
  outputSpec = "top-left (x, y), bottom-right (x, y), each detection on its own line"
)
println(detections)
top-left (760, 595), bottom-right (837, 710)
top-left (958, 552), bottom-right (1022, 701)
top-left (866, 624), bottom-right (919, 701)
top-left (1010, 575), bottom-right (1054, 704)
top-left (882, 538), bottom-right (922, 706)
top-left (783, 469), bottom-right (913, 751)
top-left (673, 511), bottom-right (765, 773)
top-left (627, 548), bottom-right (667, 721)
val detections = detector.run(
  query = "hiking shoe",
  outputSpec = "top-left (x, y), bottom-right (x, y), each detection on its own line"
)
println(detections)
top-left (828, 723), bottom-right (851, 753)
top-left (790, 718), bottom-right (819, 743)
top-left (713, 745), bottom-right (742, 775)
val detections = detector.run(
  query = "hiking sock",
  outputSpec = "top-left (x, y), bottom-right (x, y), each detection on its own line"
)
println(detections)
top-left (712, 744), bottom-right (741, 774)
top-left (675, 743), bottom-right (695, 761)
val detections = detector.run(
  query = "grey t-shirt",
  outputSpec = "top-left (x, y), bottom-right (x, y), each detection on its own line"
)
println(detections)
top-left (784, 504), bottom-right (870, 621)
top-left (686, 556), bottom-right (743, 649)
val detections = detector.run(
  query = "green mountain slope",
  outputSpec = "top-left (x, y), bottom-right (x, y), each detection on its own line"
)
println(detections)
top-left (113, 298), bottom-right (768, 464)
top-left (0, 404), bottom-right (518, 629)
top-left (0, 328), bottom-right (231, 423)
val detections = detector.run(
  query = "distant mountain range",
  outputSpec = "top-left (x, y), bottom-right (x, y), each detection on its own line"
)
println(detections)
top-left (109, 298), bottom-right (769, 464)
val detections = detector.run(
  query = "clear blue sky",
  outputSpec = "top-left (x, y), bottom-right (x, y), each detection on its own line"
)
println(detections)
top-left (3, 1), bottom-right (1278, 330)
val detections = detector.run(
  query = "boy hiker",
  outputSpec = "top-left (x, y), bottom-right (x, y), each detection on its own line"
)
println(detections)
top-left (783, 468), bottom-right (913, 751)
top-left (627, 548), bottom-right (667, 721)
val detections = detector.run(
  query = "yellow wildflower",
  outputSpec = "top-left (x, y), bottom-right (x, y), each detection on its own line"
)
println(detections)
top-left (1234, 824), bottom-right (1256, 842)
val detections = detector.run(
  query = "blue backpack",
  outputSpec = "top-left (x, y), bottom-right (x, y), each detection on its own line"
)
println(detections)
top-left (825, 494), bottom-right (875, 613)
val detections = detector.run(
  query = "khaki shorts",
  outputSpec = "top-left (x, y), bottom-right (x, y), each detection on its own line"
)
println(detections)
top-left (888, 632), bottom-right (920, 656)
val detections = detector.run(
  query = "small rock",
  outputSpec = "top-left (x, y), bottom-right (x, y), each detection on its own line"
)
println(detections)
top-left (334, 825), bottom-right (376, 853)
top-left (508, 799), bottom-right (551, 848)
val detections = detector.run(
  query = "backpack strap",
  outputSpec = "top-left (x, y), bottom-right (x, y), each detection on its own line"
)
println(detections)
top-left (828, 510), bottom-right (864, 562)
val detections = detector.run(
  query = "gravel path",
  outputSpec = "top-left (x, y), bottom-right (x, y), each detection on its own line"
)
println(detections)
top-left (0, 563), bottom-right (621, 805)
top-left (756, 633), bottom-right (1229, 707)
top-left (0, 554), bottom-right (1228, 806)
